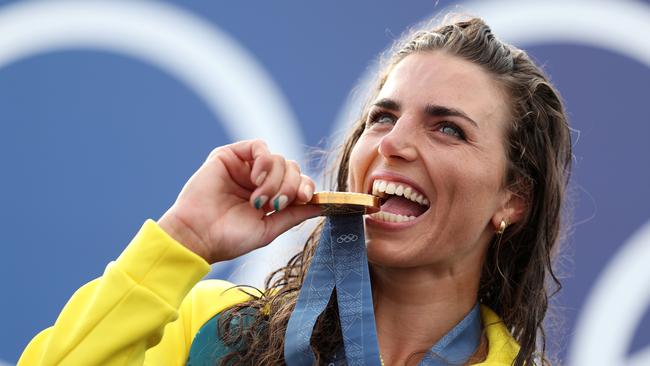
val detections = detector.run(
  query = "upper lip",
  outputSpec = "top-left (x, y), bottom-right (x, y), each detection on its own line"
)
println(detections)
top-left (366, 171), bottom-right (430, 203)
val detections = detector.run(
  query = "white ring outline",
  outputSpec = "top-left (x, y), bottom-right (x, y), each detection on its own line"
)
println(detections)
top-left (570, 220), bottom-right (650, 366)
top-left (333, 0), bottom-right (650, 134)
top-left (0, 0), bottom-right (304, 161)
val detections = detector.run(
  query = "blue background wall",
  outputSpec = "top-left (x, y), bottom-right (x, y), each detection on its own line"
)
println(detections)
top-left (1, 1), bottom-right (649, 364)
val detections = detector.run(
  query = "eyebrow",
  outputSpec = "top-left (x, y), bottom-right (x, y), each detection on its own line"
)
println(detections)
top-left (373, 98), bottom-right (479, 128)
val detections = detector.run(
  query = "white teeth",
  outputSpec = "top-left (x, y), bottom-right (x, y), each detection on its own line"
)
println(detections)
top-left (403, 186), bottom-right (412, 199)
top-left (378, 180), bottom-right (387, 192)
top-left (395, 185), bottom-right (404, 196)
top-left (385, 182), bottom-right (396, 195)
top-left (370, 211), bottom-right (417, 223)
top-left (371, 179), bottom-right (429, 207)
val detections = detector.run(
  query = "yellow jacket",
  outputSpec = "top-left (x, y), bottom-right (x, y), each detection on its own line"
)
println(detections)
top-left (19, 220), bottom-right (520, 365)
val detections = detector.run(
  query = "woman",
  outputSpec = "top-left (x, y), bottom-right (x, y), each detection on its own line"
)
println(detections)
top-left (19, 17), bottom-right (571, 365)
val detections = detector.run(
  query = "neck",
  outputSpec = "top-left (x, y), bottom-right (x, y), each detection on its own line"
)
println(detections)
top-left (371, 262), bottom-right (482, 365)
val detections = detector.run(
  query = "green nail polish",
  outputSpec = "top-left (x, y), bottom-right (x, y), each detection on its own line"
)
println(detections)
top-left (273, 195), bottom-right (288, 211)
top-left (254, 195), bottom-right (268, 209)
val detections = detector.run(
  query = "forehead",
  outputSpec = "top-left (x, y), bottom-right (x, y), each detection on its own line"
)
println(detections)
top-left (378, 52), bottom-right (509, 128)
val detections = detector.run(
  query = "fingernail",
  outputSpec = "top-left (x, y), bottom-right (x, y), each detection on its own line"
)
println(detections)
top-left (255, 171), bottom-right (267, 186)
top-left (254, 195), bottom-right (268, 209)
top-left (273, 195), bottom-right (288, 211)
top-left (303, 185), bottom-right (314, 201)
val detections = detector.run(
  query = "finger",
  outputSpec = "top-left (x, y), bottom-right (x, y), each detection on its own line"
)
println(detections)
top-left (259, 205), bottom-right (322, 245)
top-left (209, 148), bottom-right (254, 190)
top-left (269, 160), bottom-right (302, 211)
top-left (250, 154), bottom-right (285, 209)
top-left (296, 174), bottom-right (316, 203)
top-left (249, 152), bottom-right (274, 187)
top-left (229, 139), bottom-right (273, 187)
top-left (226, 139), bottom-right (270, 163)
top-left (224, 139), bottom-right (272, 188)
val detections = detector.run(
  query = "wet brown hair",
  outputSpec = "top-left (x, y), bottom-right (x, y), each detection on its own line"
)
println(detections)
top-left (217, 16), bottom-right (572, 366)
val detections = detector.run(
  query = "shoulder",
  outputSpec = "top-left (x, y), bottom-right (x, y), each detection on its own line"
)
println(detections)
top-left (189, 279), bottom-right (254, 300)
top-left (180, 279), bottom-right (255, 337)
top-left (478, 305), bottom-right (521, 365)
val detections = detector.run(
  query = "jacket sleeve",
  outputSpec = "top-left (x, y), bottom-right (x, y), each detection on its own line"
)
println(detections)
top-left (18, 219), bottom-right (215, 366)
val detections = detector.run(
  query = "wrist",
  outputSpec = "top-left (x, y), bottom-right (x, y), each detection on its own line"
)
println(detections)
top-left (157, 211), bottom-right (213, 263)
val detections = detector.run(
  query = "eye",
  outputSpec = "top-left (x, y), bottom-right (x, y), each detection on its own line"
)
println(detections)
top-left (367, 110), bottom-right (397, 126)
top-left (438, 122), bottom-right (466, 140)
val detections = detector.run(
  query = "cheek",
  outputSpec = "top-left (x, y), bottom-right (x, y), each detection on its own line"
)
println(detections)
top-left (430, 155), bottom-right (505, 222)
top-left (458, 166), bottom-right (504, 208)
top-left (347, 135), bottom-right (375, 192)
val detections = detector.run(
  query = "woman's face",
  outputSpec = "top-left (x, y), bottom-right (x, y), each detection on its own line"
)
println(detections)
top-left (348, 51), bottom-right (517, 269)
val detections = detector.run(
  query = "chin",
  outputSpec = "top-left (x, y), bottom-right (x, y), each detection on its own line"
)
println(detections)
top-left (365, 240), bottom-right (418, 268)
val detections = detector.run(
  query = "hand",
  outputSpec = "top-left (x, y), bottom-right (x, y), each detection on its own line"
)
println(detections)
top-left (157, 139), bottom-right (320, 264)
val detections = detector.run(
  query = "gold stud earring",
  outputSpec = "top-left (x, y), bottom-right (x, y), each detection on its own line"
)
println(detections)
top-left (496, 219), bottom-right (508, 235)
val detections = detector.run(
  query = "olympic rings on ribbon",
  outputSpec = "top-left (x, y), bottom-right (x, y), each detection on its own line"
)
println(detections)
top-left (336, 233), bottom-right (358, 243)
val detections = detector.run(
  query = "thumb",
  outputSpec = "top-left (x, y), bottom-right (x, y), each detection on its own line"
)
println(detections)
top-left (260, 204), bottom-right (322, 245)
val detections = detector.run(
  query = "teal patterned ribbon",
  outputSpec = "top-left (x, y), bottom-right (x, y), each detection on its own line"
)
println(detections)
top-left (284, 215), bottom-right (381, 365)
top-left (284, 214), bottom-right (482, 365)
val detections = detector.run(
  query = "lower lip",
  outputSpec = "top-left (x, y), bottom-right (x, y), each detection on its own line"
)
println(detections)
top-left (365, 209), bottom-right (428, 229)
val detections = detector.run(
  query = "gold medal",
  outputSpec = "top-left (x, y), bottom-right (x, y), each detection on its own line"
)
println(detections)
top-left (308, 191), bottom-right (380, 215)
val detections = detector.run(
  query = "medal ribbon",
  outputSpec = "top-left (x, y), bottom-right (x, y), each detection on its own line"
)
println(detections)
top-left (284, 214), bottom-right (481, 365)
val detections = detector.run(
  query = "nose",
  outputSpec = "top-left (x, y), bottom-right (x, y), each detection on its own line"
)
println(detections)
top-left (378, 117), bottom-right (418, 162)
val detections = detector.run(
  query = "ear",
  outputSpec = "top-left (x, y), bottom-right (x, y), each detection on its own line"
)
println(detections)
top-left (491, 188), bottom-right (527, 232)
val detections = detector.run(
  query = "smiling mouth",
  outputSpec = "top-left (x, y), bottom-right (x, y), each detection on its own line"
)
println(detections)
top-left (369, 179), bottom-right (430, 223)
